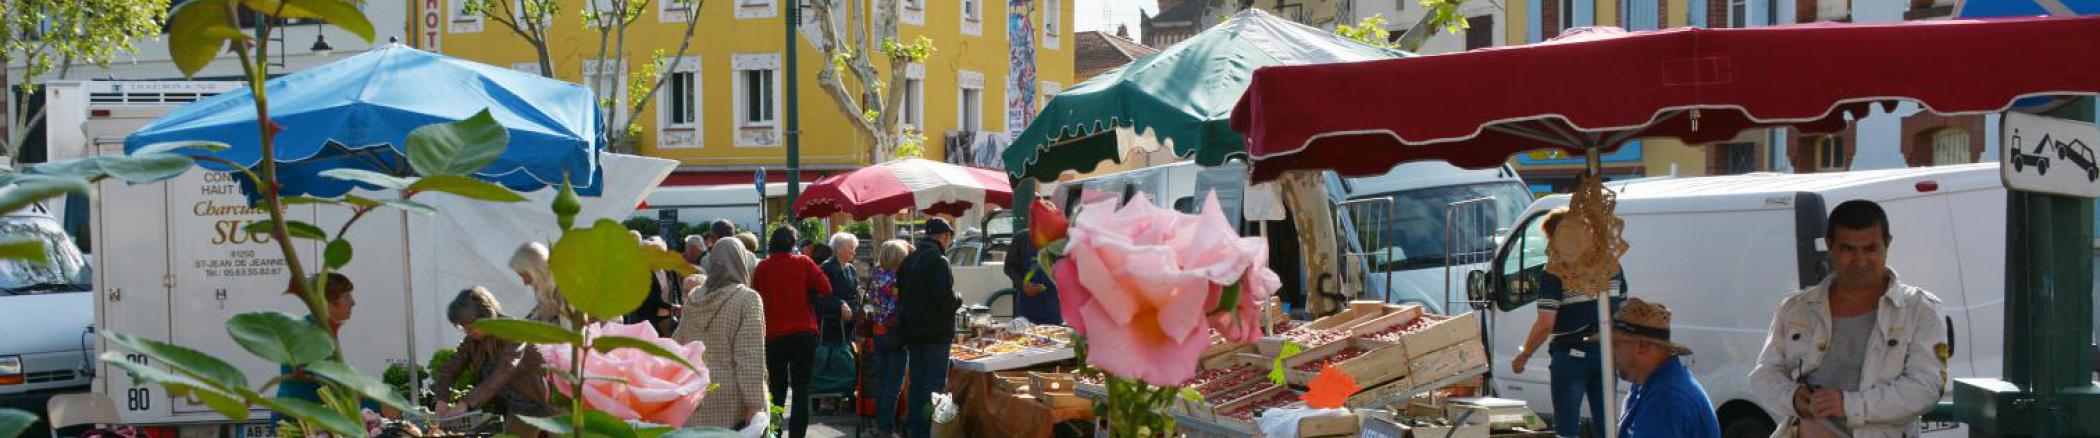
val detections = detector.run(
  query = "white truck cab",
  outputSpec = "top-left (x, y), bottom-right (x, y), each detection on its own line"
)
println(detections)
top-left (1471, 164), bottom-right (2006, 438)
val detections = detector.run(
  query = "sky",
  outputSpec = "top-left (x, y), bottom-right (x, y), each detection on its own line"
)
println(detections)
top-left (1074, 0), bottom-right (1159, 41)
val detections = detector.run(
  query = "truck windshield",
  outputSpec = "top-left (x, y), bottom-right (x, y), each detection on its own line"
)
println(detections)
top-left (1348, 181), bottom-right (1532, 272)
top-left (0, 216), bottom-right (89, 295)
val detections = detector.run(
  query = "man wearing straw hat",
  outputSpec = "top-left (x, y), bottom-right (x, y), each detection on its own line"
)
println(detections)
top-left (1596, 297), bottom-right (1720, 438)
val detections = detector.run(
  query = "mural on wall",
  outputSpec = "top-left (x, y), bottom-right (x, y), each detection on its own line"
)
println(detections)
top-left (1006, 0), bottom-right (1040, 143)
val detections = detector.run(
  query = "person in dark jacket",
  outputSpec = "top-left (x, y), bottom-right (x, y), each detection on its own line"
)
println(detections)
top-left (817, 232), bottom-right (863, 342)
top-left (896, 218), bottom-right (960, 438)
top-left (626, 237), bottom-right (683, 336)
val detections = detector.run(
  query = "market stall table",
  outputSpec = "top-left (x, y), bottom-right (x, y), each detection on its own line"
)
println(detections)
top-left (945, 367), bottom-right (1094, 437)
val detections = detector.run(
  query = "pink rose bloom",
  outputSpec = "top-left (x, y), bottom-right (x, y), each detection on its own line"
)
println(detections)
top-left (539, 321), bottom-right (711, 426)
top-left (1053, 193), bottom-right (1279, 387)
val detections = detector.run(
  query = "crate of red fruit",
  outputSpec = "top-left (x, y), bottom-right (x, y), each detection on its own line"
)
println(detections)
top-left (1261, 305), bottom-right (1387, 355)
top-left (1344, 305), bottom-right (1428, 345)
top-left (1398, 311), bottom-right (1481, 356)
top-left (1280, 338), bottom-right (1411, 388)
top-left (1214, 385), bottom-right (1303, 430)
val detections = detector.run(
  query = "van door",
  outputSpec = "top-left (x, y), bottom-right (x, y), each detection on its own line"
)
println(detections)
top-left (1484, 210), bottom-right (1555, 414)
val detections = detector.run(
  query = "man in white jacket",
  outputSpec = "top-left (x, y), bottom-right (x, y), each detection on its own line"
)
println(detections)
top-left (1749, 200), bottom-right (1949, 438)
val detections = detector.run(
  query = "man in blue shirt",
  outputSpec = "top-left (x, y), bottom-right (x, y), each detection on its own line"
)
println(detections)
top-left (1597, 297), bottom-right (1720, 438)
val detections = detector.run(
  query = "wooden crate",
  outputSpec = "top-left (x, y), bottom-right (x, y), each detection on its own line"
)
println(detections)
top-left (1204, 340), bottom-right (1255, 363)
top-left (1298, 412), bottom-right (1363, 437)
top-left (992, 371), bottom-right (1034, 395)
top-left (1029, 372), bottom-right (1075, 397)
top-left (1347, 306), bottom-right (1429, 344)
top-left (1408, 341), bottom-right (1489, 389)
top-left (1400, 312), bottom-right (1481, 357)
top-left (1281, 338), bottom-right (1410, 388)
top-left (1213, 385), bottom-right (1302, 432)
top-left (1264, 306), bottom-right (1391, 354)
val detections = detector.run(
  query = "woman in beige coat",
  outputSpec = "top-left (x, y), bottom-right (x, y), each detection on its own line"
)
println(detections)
top-left (674, 238), bottom-right (769, 429)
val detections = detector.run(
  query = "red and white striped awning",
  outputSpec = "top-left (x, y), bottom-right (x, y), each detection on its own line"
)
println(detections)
top-left (793, 158), bottom-right (1014, 219)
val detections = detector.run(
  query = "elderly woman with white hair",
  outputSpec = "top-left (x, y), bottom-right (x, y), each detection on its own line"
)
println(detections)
top-left (816, 232), bottom-right (862, 343)
top-left (673, 238), bottom-right (769, 430)
top-left (510, 242), bottom-right (567, 325)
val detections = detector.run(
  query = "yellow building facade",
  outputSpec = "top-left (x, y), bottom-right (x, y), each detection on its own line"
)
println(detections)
top-left (413, 0), bottom-right (1074, 172)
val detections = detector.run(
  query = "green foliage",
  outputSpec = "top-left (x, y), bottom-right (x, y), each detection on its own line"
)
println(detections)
top-left (1419, 0), bottom-right (1472, 35)
top-left (225, 311), bottom-right (336, 366)
top-left (843, 220), bottom-right (875, 238)
top-left (406, 110), bottom-right (508, 177)
top-left (1335, 14), bottom-right (1400, 49)
top-left (242, 220), bottom-right (328, 241)
top-left (553, 178), bottom-right (582, 230)
top-left (550, 219), bottom-right (699, 320)
top-left (324, 239), bottom-right (353, 269)
top-left (880, 36), bottom-right (938, 63)
top-left (895, 126), bottom-right (928, 159)
top-left (472, 319), bottom-right (585, 345)
top-left (408, 175), bottom-right (530, 203)
top-left (0, 240), bottom-right (46, 265)
top-left (623, 217), bottom-right (661, 235)
top-left (0, 409), bottom-right (33, 438)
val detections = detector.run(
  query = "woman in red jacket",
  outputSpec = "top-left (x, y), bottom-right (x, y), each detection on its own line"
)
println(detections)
top-left (750, 226), bottom-right (832, 438)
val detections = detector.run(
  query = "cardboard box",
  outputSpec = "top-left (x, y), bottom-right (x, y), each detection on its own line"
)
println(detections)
top-left (1361, 416), bottom-right (1488, 438)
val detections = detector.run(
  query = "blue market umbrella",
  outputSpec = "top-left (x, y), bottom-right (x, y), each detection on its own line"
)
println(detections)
top-left (125, 44), bottom-right (602, 200)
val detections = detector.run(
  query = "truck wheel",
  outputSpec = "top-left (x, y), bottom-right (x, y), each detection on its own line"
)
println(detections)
top-left (1723, 416), bottom-right (1776, 438)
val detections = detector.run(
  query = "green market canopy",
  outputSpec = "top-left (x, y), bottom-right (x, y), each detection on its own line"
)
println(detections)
top-left (1002, 9), bottom-right (1406, 181)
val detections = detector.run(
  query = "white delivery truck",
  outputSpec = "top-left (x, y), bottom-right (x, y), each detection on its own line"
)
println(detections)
top-left (1472, 163), bottom-right (2006, 438)
top-left (49, 81), bottom-right (677, 436)
top-left (1044, 160), bottom-right (1531, 316)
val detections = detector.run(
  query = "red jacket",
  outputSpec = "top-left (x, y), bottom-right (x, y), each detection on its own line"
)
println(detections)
top-left (751, 253), bottom-right (834, 339)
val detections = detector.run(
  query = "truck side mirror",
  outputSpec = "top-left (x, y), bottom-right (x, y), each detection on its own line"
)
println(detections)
top-left (1467, 269), bottom-right (1489, 304)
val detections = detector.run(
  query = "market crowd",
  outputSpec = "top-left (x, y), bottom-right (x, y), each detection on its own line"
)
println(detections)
top-left (293, 215), bottom-right (1031, 438)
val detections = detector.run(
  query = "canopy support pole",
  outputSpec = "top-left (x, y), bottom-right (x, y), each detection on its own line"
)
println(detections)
top-left (1585, 149), bottom-right (1620, 438)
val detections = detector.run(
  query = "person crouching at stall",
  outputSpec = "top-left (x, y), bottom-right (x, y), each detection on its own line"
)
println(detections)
top-left (674, 238), bottom-right (770, 430)
top-left (435, 287), bottom-right (558, 438)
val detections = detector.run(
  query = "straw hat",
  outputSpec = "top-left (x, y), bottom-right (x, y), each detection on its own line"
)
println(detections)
top-left (1589, 297), bottom-right (1693, 356)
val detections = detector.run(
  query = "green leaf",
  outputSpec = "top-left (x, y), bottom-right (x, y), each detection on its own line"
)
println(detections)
top-left (380, 199), bottom-right (437, 215)
top-left (340, 195), bottom-right (382, 209)
top-left (166, 0), bottom-right (248, 77)
top-left (0, 239), bottom-right (47, 264)
top-left (237, 0), bottom-right (375, 42)
top-left (471, 319), bottom-right (583, 345)
top-left (591, 336), bottom-right (699, 373)
top-left (225, 311), bottom-right (336, 366)
top-left (517, 415), bottom-right (574, 436)
top-left (320, 169), bottom-right (414, 190)
top-left (133, 141), bottom-right (232, 156)
top-left (98, 154), bottom-right (199, 183)
top-left (324, 239), bottom-right (353, 269)
top-left (636, 425), bottom-right (676, 438)
top-left (281, 196), bottom-right (344, 206)
top-left (1271, 342), bottom-right (1304, 386)
top-left (1211, 282), bottom-right (1243, 315)
top-left (242, 220), bottom-right (328, 241)
top-left (193, 387), bottom-right (252, 421)
top-left (408, 175), bottom-right (527, 202)
top-left (260, 397), bottom-right (363, 438)
top-left (0, 409), bottom-right (35, 438)
top-left (301, 361), bottom-right (414, 411)
top-left (405, 110), bottom-right (509, 177)
top-left (105, 331), bottom-right (250, 390)
top-left (550, 219), bottom-right (663, 320)
top-left (1178, 387), bottom-right (1205, 404)
top-left (581, 410), bottom-right (639, 438)
top-left (0, 176), bottom-right (91, 217)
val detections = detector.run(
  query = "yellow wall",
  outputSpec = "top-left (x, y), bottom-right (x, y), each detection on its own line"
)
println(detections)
top-left (1640, 138), bottom-right (1709, 177)
top-left (1506, 0), bottom-right (1531, 45)
top-left (426, 0), bottom-right (1073, 168)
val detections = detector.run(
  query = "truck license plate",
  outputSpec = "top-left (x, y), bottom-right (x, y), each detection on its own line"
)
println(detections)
top-left (236, 422), bottom-right (276, 438)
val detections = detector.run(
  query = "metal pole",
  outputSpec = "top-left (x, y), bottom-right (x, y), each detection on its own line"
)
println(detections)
top-left (784, 2), bottom-right (802, 214)
top-left (1587, 150), bottom-right (1619, 438)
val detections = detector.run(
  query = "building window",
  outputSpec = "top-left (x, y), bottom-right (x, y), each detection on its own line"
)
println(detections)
top-left (960, 88), bottom-right (983, 132)
top-left (1932, 128), bottom-right (1969, 166)
top-left (903, 79), bottom-right (924, 129)
top-left (661, 0), bottom-right (694, 22)
top-left (741, 70), bottom-right (776, 125)
top-left (1718, 142), bottom-right (1757, 175)
top-left (583, 60), bottom-right (621, 131)
top-left (736, 0), bottom-right (777, 19)
top-left (962, 0), bottom-right (983, 35)
top-left (899, 0), bottom-right (925, 25)
top-left (658, 57), bottom-right (701, 148)
top-left (1817, 136), bottom-right (1848, 171)
top-left (1042, 0), bottom-right (1061, 49)
top-left (449, 0), bottom-right (482, 33)
top-left (1465, 15), bottom-right (1494, 49)
top-left (1729, 0), bottom-right (1750, 27)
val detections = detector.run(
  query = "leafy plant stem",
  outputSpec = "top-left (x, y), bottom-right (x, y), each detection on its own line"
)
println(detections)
top-left (229, 1), bottom-right (328, 361)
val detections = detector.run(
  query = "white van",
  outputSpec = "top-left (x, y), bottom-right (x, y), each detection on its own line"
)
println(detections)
top-left (1471, 163), bottom-right (2005, 438)
top-left (639, 182), bottom-right (810, 233)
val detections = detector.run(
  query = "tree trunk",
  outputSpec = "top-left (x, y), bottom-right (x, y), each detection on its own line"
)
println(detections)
top-left (1279, 170), bottom-right (1353, 317)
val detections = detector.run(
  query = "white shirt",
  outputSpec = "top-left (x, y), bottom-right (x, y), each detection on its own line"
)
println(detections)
top-left (1748, 269), bottom-right (1949, 438)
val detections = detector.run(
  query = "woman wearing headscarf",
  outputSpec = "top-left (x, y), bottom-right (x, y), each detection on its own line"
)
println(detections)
top-left (673, 238), bottom-right (769, 430)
